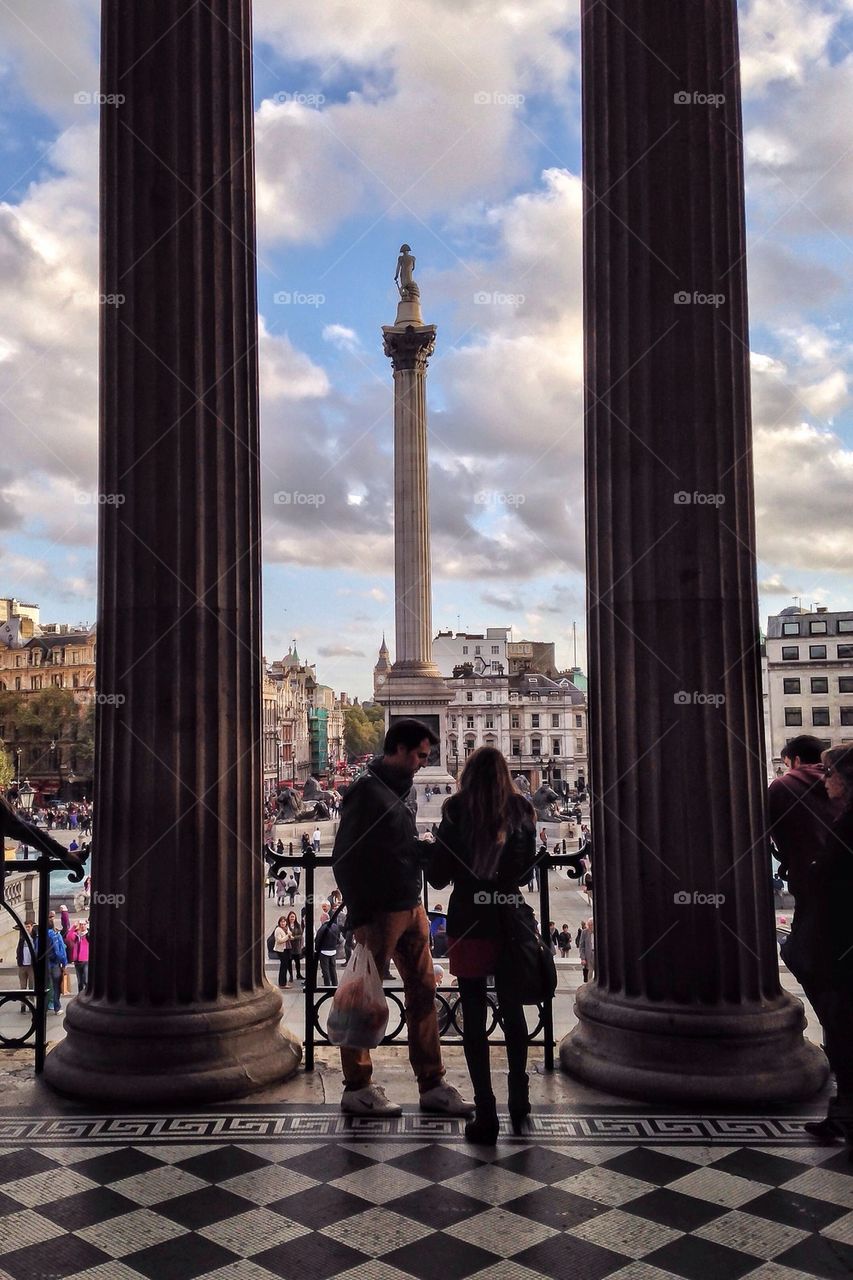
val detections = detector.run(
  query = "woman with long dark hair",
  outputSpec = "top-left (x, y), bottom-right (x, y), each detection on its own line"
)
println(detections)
top-left (429, 747), bottom-right (538, 1142)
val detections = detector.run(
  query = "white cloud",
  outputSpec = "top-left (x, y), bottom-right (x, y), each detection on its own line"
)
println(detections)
top-left (323, 323), bottom-right (361, 352)
top-left (253, 0), bottom-right (577, 244)
top-left (739, 0), bottom-right (838, 95)
top-left (0, 0), bottom-right (99, 121)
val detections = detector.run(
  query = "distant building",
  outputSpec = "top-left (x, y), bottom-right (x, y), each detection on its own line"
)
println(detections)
top-left (446, 668), bottom-right (587, 791)
top-left (765, 605), bottom-right (853, 765)
top-left (0, 598), bottom-right (39, 647)
top-left (0, 623), bottom-right (96, 799)
top-left (433, 627), bottom-right (509, 677)
top-left (507, 640), bottom-right (557, 678)
top-left (267, 645), bottom-right (346, 786)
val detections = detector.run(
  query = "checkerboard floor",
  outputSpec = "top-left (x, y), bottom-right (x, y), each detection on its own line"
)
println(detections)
top-left (0, 1110), bottom-right (850, 1279)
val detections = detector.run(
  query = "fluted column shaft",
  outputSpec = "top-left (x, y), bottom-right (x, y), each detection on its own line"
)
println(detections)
top-left (45, 0), bottom-right (300, 1102)
top-left (384, 325), bottom-right (440, 675)
top-left (560, 0), bottom-right (826, 1101)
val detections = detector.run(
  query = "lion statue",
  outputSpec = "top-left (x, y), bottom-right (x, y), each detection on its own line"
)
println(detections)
top-left (532, 783), bottom-right (561, 823)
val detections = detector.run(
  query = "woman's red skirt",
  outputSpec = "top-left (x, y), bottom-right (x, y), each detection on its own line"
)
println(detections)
top-left (446, 935), bottom-right (500, 979)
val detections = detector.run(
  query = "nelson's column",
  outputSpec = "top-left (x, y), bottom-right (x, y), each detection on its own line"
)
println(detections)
top-left (380, 247), bottom-right (454, 803)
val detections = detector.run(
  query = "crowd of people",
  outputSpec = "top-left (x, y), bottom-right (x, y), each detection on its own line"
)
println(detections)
top-left (15, 907), bottom-right (90, 1015)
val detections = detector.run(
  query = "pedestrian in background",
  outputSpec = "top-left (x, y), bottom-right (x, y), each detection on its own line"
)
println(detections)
top-left (285, 910), bottom-right (304, 982)
top-left (46, 923), bottom-right (67, 1013)
top-left (315, 911), bottom-right (340, 987)
top-left (16, 923), bottom-right (35, 1011)
top-left (272, 915), bottom-right (292, 988)
top-left (66, 920), bottom-right (89, 992)
top-left (578, 917), bottom-right (594, 982)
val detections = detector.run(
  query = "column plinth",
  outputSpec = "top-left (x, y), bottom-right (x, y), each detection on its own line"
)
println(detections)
top-left (44, 0), bottom-right (301, 1103)
top-left (560, 0), bottom-right (827, 1102)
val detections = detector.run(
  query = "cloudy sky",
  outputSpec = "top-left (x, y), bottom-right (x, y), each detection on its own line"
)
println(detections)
top-left (0, 0), bottom-right (851, 699)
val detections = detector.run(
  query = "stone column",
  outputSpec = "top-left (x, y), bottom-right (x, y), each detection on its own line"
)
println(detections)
top-left (383, 321), bottom-right (441, 677)
top-left (44, 0), bottom-right (301, 1102)
top-left (561, 0), bottom-right (826, 1101)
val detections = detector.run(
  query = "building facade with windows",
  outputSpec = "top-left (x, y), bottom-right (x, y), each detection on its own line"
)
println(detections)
top-left (0, 626), bottom-right (97, 799)
top-left (267, 648), bottom-right (347, 787)
top-left (445, 670), bottom-right (587, 790)
top-left (765, 606), bottom-right (853, 765)
top-left (433, 627), bottom-right (509, 676)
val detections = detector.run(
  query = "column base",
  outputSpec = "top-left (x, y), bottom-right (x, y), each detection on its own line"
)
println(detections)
top-left (43, 985), bottom-right (302, 1105)
top-left (560, 985), bottom-right (829, 1104)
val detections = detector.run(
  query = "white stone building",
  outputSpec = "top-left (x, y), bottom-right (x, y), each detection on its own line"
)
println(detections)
top-left (432, 627), bottom-right (509, 677)
top-left (445, 670), bottom-right (588, 790)
top-left (765, 605), bottom-right (853, 765)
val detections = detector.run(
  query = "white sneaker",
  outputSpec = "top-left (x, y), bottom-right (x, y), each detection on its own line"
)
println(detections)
top-left (419, 1082), bottom-right (475, 1116)
top-left (340, 1085), bottom-right (403, 1117)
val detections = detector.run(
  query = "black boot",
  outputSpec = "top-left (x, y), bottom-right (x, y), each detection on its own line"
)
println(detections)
top-left (508, 1073), bottom-right (531, 1135)
top-left (803, 1116), bottom-right (844, 1142)
top-left (465, 1097), bottom-right (499, 1145)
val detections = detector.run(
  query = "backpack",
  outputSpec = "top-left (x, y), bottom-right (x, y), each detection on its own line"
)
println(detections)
top-left (266, 929), bottom-right (277, 957)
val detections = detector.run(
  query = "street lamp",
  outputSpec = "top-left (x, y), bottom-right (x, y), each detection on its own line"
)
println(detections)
top-left (18, 779), bottom-right (35, 812)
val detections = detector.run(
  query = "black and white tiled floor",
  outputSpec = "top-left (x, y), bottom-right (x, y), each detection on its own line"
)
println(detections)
top-left (0, 1111), bottom-right (850, 1279)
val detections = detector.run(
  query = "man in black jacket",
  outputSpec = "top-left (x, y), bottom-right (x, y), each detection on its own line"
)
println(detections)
top-left (332, 718), bottom-right (473, 1118)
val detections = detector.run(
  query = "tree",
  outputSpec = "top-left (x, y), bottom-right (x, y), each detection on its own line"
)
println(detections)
top-left (13, 688), bottom-right (79, 742)
top-left (343, 704), bottom-right (385, 758)
top-left (0, 747), bottom-right (13, 791)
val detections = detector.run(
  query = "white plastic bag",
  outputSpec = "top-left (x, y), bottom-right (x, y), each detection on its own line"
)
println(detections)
top-left (326, 942), bottom-right (389, 1049)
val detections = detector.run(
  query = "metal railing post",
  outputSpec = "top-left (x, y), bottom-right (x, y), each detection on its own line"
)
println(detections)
top-left (304, 848), bottom-right (316, 1071)
top-left (540, 855), bottom-right (555, 1070)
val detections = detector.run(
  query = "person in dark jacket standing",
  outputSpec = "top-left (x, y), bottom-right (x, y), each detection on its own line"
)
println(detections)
top-left (315, 912), bottom-right (341, 987)
top-left (768, 735), bottom-right (845, 1139)
top-left (332, 718), bottom-right (473, 1119)
top-left (430, 746), bottom-right (539, 1142)
top-left (769, 736), bottom-right (843, 899)
top-left (788, 745), bottom-right (853, 1150)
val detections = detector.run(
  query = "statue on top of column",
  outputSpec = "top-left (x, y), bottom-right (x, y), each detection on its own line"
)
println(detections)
top-left (395, 244), bottom-right (420, 300)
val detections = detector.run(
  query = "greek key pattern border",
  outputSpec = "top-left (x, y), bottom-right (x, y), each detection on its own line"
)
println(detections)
top-left (0, 1114), bottom-right (825, 1145)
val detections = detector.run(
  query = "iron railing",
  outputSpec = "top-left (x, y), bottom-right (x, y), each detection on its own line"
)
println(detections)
top-left (1, 845), bottom-right (88, 1073)
top-left (284, 849), bottom-right (582, 1072)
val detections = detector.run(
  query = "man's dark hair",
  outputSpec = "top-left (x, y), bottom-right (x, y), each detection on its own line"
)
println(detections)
top-left (384, 718), bottom-right (439, 754)
top-left (781, 735), bottom-right (825, 765)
